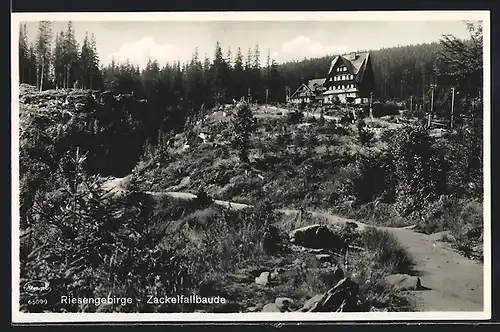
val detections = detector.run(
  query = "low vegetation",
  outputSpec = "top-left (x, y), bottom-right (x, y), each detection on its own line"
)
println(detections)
top-left (20, 150), bottom-right (416, 312)
top-left (18, 22), bottom-right (483, 313)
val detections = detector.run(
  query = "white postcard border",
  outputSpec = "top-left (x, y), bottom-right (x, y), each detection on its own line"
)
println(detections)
top-left (11, 10), bottom-right (491, 323)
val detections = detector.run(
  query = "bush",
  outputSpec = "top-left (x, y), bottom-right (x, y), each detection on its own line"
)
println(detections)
top-left (345, 227), bottom-right (416, 312)
top-left (440, 126), bottom-right (483, 198)
top-left (360, 227), bottom-right (414, 274)
top-left (416, 196), bottom-right (483, 260)
top-left (389, 125), bottom-right (447, 216)
top-left (287, 110), bottom-right (304, 124)
top-left (372, 102), bottom-right (400, 117)
top-left (231, 103), bottom-right (256, 163)
top-left (357, 119), bottom-right (375, 146)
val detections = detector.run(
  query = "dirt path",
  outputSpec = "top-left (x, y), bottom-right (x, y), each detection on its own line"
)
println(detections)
top-left (387, 228), bottom-right (483, 311)
top-left (102, 176), bottom-right (484, 312)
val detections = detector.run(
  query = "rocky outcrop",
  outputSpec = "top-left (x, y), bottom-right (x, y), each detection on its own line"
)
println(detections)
top-left (298, 278), bottom-right (359, 312)
top-left (19, 85), bottom-right (156, 177)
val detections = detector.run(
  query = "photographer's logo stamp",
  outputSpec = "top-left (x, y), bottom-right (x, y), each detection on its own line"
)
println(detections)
top-left (23, 280), bottom-right (52, 296)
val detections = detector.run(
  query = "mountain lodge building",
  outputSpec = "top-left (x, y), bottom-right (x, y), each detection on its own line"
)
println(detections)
top-left (289, 52), bottom-right (375, 106)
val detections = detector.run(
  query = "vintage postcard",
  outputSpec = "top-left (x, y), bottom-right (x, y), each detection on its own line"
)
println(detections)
top-left (11, 10), bottom-right (491, 323)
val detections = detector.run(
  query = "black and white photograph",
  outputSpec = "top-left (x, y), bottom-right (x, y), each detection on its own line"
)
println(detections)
top-left (11, 11), bottom-right (490, 323)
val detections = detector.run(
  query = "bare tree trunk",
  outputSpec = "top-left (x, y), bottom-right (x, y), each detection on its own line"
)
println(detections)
top-left (66, 64), bottom-right (70, 89)
top-left (39, 61), bottom-right (44, 92)
top-left (36, 63), bottom-right (40, 91)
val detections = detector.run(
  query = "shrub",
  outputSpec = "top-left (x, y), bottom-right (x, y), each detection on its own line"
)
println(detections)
top-left (440, 126), bottom-right (483, 198)
top-left (372, 102), bottom-right (400, 117)
top-left (450, 199), bottom-right (483, 260)
top-left (389, 125), bottom-right (447, 216)
top-left (360, 227), bottom-right (414, 275)
top-left (380, 128), bottom-right (398, 144)
top-left (417, 196), bottom-right (483, 260)
top-left (356, 120), bottom-right (375, 146)
top-left (287, 110), bottom-right (304, 124)
top-left (231, 103), bottom-right (256, 163)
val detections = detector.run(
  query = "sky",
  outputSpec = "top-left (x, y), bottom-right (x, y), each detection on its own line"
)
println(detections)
top-left (20, 19), bottom-right (478, 70)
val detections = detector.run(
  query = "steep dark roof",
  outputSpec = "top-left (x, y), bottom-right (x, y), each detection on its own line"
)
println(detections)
top-left (290, 83), bottom-right (313, 99)
top-left (327, 52), bottom-right (371, 79)
top-left (308, 78), bottom-right (327, 91)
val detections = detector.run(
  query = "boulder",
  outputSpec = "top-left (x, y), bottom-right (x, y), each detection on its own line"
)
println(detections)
top-left (262, 303), bottom-right (280, 312)
top-left (289, 224), bottom-right (346, 252)
top-left (385, 274), bottom-right (422, 291)
top-left (300, 294), bottom-right (324, 312)
top-left (275, 297), bottom-right (295, 312)
top-left (255, 271), bottom-right (270, 286)
top-left (299, 278), bottom-right (359, 312)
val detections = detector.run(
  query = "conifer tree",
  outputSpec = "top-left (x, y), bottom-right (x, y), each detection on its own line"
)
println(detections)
top-left (35, 21), bottom-right (53, 91)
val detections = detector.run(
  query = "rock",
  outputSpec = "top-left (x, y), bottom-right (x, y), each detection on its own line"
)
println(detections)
top-left (275, 297), bottom-right (294, 312)
top-left (270, 271), bottom-right (279, 281)
top-left (315, 254), bottom-right (336, 264)
top-left (262, 303), bottom-right (280, 312)
top-left (255, 272), bottom-right (270, 286)
top-left (300, 294), bottom-right (324, 312)
top-left (246, 306), bottom-right (258, 312)
top-left (370, 307), bottom-right (389, 312)
top-left (299, 278), bottom-right (359, 312)
top-left (292, 258), bottom-right (303, 266)
top-left (385, 274), bottom-right (422, 291)
top-left (289, 224), bottom-right (346, 252)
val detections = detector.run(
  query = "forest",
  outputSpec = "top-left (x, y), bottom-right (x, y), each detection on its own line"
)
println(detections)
top-left (19, 21), bottom-right (483, 121)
